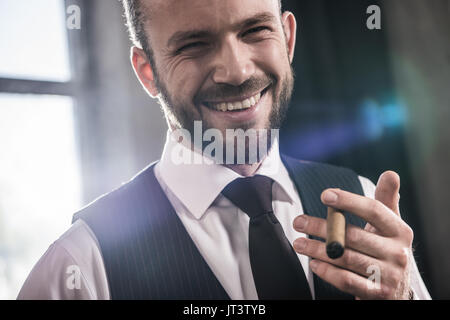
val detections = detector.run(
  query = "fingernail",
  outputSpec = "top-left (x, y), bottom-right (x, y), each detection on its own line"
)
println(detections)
top-left (294, 215), bottom-right (307, 230)
top-left (310, 259), bottom-right (318, 271)
top-left (323, 190), bottom-right (338, 204)
top-left (294, 238), bottom-right (306, 251)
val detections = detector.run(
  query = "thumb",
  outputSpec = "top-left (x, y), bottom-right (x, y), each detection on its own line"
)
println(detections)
top-left (375, 171), bottom-right (401, 216)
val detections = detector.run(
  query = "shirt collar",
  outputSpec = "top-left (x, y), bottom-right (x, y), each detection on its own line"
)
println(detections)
top-left (157, 130), bottom-right (300, 219)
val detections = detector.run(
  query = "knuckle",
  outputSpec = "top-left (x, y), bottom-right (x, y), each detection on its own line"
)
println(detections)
top-left (315, 241), bottom-right (326, 256)
top-left (302, 239), bottom-right (315, 256)
top-left (393, 249), bottom-right (409, 268)
top-left (317, 261), bottom-right (327, 275)
top-left (309, 218), bottom-right (325, 236)
top-left (369, 199), bottom-right (383, 217)
top-left (342, 250), bottom-right (354, 266)
top-left (309, 219), bottom-right (320, 233)
top-left (346, 227), bottom-right (360, 245)
top-left (402, 224), bottom-right (414, 243)
top-left (341, 274), bottom-right (354, 292)
top-left (390, 269), bottom-right (404, 286)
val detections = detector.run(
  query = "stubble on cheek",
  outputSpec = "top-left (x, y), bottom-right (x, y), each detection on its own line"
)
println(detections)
top-left (155, 75), bottom-right (197, 132)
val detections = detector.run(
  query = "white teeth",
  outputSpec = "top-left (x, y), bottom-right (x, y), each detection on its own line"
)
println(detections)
top-left (209, 91), bottom-right (263, 112)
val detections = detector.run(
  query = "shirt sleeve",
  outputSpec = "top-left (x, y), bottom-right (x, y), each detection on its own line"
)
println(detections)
top-left (17, 219), bottom-right (110, 300)
top-left (358, 175), bottom-right (432, 300)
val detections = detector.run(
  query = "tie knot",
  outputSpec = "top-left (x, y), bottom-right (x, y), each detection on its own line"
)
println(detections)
top-left (222, 175), bottom-right (273, 218)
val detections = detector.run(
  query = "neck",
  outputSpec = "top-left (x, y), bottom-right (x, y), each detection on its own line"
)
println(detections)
top-left (168, 127), bottom-right (277, 177)
top-left (223, 162), bottom-right (263, 177)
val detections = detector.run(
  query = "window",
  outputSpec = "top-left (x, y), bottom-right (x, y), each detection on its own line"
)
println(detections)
top-left (0, 0), bottom-right (81, 299)
top-left (0, 0), bottom-right (71, 81)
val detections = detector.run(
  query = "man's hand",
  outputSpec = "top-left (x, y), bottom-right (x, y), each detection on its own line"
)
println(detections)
top-left (292, 171), bottom-right (414, 299)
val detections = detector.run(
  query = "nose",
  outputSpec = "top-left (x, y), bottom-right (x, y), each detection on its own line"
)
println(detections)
top-left (211, 37), bottom-right (255, 86)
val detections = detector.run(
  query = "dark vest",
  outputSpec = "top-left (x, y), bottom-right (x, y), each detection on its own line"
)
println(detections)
top-left (72, 155), bottom-right (366, 300)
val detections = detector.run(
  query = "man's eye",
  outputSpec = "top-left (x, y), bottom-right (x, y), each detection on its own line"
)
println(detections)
top-left (176, 42), bottom-right (206, 53)
top-left (243, 26), bottom-right (271, 37)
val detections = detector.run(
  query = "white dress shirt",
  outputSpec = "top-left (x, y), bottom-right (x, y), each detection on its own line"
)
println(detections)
top-left (17, 131), bottom-right (431, 300)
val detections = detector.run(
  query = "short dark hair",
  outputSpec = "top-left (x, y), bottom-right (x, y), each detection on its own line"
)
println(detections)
top-left (122, 0), bottom-right (147, 49)
top-left (121, 0), bottom-right (155, 67)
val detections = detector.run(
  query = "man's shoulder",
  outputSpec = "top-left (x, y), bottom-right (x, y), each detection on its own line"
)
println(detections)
top-left (281, 154), bottom-right (361, 180)
top-left (17, 219), bottom-right (108, 299)
top-left (281, 154), bottom-right (376, 198)
top-left (72, 161), bottom-right (159, 224)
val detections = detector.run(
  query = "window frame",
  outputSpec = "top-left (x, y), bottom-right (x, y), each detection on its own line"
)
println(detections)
top-left (0, 0), bottom-right (87, 98)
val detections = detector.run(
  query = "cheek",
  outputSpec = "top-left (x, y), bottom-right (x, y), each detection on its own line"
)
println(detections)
top-left (253, 42), bottom-right (291, 105)
top-left (164, 61), bottom-right (204, 106)
top-left (253, 40), bottom-right (290, 80)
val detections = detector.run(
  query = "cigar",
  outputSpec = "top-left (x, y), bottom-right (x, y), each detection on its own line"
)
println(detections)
top-left (326, 207), bottom-right (346, 259)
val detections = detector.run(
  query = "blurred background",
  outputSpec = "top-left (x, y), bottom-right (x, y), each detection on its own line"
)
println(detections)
top-left (0, 0), bottom-right (448, 299)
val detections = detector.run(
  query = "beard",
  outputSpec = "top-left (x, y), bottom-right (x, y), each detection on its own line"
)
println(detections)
top-left (157, 71), bottom-right (293, 131)
top-left (153, 63), bottom-right (294, 164)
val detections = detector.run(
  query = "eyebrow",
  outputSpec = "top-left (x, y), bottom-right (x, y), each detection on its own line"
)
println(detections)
top-left (166, 12), bottom-right (278, 48)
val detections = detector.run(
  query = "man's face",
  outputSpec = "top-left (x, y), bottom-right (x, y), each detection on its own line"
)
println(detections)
top-left (138, 0), bottom-right (296, 141)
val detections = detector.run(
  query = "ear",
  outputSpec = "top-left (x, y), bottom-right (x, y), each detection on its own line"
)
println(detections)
top-left (281, 11), bottom-right (297, 63)
top-left (131, 46), bottom-right (159, 98)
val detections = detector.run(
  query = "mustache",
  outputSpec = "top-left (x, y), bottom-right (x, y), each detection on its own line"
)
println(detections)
top-left (194, 75), bottom-right (275, 103)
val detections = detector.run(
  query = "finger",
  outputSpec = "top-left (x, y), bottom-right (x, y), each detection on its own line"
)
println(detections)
top-left (321, 189), bottom-right (404, 237)
top-left (293, 215), bottom-right (393, 259)
top-left (375, 171), bottom-right (401, 216)
top-left (293, 238), bottom-right (399, 284)
top-left (309, 259), bottom-right (392, 299)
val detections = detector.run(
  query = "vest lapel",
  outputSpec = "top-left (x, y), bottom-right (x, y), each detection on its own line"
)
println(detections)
top-left (281, 155), bottom-right (367, 300)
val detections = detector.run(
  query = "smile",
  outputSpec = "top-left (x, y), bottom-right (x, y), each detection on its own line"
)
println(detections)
top-left (203, 87), bottom-right (269, 112)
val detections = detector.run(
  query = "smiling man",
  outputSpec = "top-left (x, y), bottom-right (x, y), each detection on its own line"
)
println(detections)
top-left (18, 0), bottom-right (431, 300)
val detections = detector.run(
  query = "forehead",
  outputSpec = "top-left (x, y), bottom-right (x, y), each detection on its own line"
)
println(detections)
top-left (146, 0), bottom-right (280, 40)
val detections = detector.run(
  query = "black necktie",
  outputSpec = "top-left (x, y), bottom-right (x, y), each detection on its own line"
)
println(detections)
top-left (222, 175), bottom-right (312, 300)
